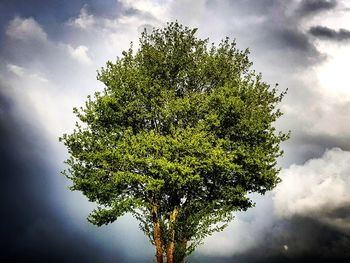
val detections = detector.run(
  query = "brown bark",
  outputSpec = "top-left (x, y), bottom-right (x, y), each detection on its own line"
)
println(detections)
top-left (166, 207), bottom-right (178, 263)
top-left (179, 238), bottom-right (187, 263)
top-left (152, 206), bottom-right (163, 263)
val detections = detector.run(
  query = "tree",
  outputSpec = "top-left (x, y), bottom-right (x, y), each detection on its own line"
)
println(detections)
top-left (60, 22), bottom-right (288, 263)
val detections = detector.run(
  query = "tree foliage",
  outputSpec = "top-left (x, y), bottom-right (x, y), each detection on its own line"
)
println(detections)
top-left (60, 22), bottom-right (288, 263)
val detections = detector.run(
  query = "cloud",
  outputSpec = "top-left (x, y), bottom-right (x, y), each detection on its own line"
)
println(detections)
top-left (227, 215), bottom-right (350, 262)
top-left (60, 3), bottom-right (165, 72)
top-left (199, 147), bottom-right (350, 260)
top-left (274, 148), bottom-right (350, 231)
top-left (67, 45), bottom-right (92, 64)
top-left (6, 16), bottom-right (47, 41)
top-left (7, 64), bottom-right (25, 77)
top-left (30, 73), bottom-right (49, 82)
top-left (199, 145), bottom-right (350, 258)
top-left (297, 0), bottom-right (338, 17)
top-left (196, 147), bottom-right (350, 261)
top-left (68, 6), bottom-right (96, 29)
top-left (272, 26), bottom-right (320, 54)
top-left (7, 63), bottom-right (48, 82)
top-left (195, 216), bottom-right (350, 262)
top-left (119, 0), bottom-right (168, 20)
top-left (309, 25), bottom-right (350, 40)
top-left (162, 0), bottom-right (325, 71)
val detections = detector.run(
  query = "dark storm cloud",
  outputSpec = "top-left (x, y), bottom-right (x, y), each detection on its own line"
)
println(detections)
top-left (195, 215), bottom-right (350, 263)
top-left (193, 216), bottom-right (350, 263)
top-left (309, 26), bottom-right (350, 41)
top-left (0, 87), bottom-right (129, 263)
top-left (297, 132), bottom-right (350, 156)
top-left (233, 215), bottom-right (350, 263)
top-left (320, 204), bottom-right (350, 232)
top-left (209, 0), bottom-right (279, 16)
top-left (208, 0), bottom-right (325, 71)
top-left (269, 26), bottom-right (321, 61)
top-left (297, 0), bottom-right (337, 17)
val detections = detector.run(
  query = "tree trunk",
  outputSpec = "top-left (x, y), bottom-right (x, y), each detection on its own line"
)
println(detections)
top-left (166, 207), bottom-right (178, 263)
top-left (152, 206), bottom-right (163, 263)
top-left (179, 238), bottom-right (187, 263)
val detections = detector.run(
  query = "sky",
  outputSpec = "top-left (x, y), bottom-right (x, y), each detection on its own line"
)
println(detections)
top-left (1, 0), bottom-right (350, 262)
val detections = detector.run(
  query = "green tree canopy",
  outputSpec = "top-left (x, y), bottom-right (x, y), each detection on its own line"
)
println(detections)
top-left (60, 22), bottom-right (288, 263)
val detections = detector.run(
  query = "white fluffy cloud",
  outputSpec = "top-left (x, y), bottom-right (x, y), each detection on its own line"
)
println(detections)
top-left (6, 17), bottom-right (47, 41)
top-left (7, 64), bottom-right (25, 77)
top-left (68, 6), bottom-right (95, 29)
top-left (316, 43), bottom-right (350, 101)
top-left (67, 45), bottom-right (92, 64)
top-left (7, 63), bottom-right (48, 82)
top-left (3, 18), bottom-right (96, 140)
top-left (274, 147), bottom-right (350, 224)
